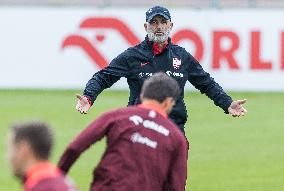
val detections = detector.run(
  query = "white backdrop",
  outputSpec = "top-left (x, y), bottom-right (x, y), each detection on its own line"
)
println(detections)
top-left (0, 7), bottom-right (284, 91)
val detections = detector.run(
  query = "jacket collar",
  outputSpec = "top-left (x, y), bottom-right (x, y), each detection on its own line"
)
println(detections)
top-left (138, 101), bottom-right (167, 118)
top-left (24, 162), bottom-right (60, 190)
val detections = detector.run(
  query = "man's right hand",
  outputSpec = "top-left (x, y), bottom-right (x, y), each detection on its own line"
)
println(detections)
top-left (76, 94), bottom-right (91, 114)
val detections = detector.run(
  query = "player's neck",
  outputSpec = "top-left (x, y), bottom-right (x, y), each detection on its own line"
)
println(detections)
top-left (140, 100), bottom-right (167, 117)
top-left (24, 159), bottom-right (49, 177)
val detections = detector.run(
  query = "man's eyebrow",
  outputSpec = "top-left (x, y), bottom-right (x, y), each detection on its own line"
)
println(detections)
top-left (151, 18), bottom-right (167, 22)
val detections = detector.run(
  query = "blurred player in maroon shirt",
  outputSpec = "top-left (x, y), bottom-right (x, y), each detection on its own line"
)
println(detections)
top-left (6, 121), bottom-right (77, 191)
top-left (58, 72), bottom-right (189, 191)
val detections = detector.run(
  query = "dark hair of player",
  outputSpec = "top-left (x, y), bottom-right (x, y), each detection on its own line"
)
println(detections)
top-left (11, 121), bottom-right (53, 160)
top-left (141, 72), bottom-right (180, 103)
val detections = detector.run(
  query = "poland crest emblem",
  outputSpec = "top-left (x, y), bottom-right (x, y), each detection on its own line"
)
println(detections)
top-left (173, 58), bottom-right (181, 69)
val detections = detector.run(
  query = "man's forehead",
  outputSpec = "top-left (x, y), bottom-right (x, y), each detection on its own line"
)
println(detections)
top-left (150, 15), bottom-right (169, 21)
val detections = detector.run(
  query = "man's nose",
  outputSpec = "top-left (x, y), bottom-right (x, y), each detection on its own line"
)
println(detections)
top-left (156, 22), bottom-right (163, 29)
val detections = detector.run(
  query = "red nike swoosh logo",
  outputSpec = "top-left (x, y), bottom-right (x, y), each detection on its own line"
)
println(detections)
top-left (141, 62), bottom-right (149, 67)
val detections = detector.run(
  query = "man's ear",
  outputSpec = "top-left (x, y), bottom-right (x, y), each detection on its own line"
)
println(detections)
top-left (170, 22), bottom-right (173, 30)
top-left (166, 97), bottom-right (175, 106)
top-left (144, 23), bottom-right (148, 32)
top-left (19, 140), bottom-right (32, 155)
top-left (14, 140), bottom-right (30, 160)
top-left (165, 97), bottom-right (176, 113)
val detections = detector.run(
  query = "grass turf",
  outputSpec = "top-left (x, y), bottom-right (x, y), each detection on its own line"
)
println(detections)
top-left (0, 90), bottom-right (283, 191)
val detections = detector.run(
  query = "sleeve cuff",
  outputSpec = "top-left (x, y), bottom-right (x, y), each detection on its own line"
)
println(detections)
top-left (223, 99), bottom-right (233, 114)
top-left (83, 95), bottom-right (93, 106)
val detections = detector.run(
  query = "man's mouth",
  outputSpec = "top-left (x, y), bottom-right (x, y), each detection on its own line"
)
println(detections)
top-left (155, 31), bottom-right (164, 35)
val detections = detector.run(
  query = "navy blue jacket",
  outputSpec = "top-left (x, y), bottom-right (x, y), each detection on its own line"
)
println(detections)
top-left (83, 36), bottom-right (233, 128)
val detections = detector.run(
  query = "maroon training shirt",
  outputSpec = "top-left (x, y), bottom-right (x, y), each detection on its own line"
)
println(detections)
top-left (24, 162), bottom-right (77, 191)
top-left (58, 102), bottom-right (189, 191)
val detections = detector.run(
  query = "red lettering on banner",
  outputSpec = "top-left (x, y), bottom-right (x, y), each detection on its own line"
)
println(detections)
top-left (281, 32), bottom-right (284, 70)
top-left (172, 29), bottom-right (204, 62)
top-left (212, 31), bottom-right (240, 70)
top-left (62, 17), bottom-right (284, 72)
top-left (250, 31), bottom-right (272, 70)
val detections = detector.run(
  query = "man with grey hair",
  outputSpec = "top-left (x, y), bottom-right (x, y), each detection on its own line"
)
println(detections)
top-left (75, 5), bottom-right (247, 133)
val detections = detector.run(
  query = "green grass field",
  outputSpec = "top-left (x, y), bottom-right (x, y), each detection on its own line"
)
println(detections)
top-left (0, 90), bottom-right (283, 191)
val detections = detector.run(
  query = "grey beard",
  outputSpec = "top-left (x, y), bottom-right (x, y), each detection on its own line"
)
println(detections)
top-left (147, 29), bottom-right (170, 43)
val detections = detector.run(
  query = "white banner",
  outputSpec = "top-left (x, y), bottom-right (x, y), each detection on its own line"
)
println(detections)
top-left (0, 7), bottom-right (284, 91)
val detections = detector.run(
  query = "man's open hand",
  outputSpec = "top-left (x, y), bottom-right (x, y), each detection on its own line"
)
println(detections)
top-left (75, 94), bottom-right (91, 114)
top-left (228, 99), bottom-right (247, 117)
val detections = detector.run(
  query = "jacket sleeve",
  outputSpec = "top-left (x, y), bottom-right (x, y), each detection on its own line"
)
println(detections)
top-left (83, 51), bottom-right (129, 104)
top-left (186, 54), bottom-right (233, 113)
top-left (58, 112), bottom-right (113, 174)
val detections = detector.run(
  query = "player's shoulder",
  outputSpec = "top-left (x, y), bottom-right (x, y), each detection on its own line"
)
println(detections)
top-left (137, 108), bottom-right (183, 136)
top-left (125, 42), bottom-right (147, 54)
top-left (170, 43), bottom-right (192, 57)
top-left (112, 106), bottom-right (166, 121)
top-left (172, 44), bottom-right (198, 65)
top-left (170, 43), bottom-right (186, 51)
top-left (99, 106), bottom-right (139, 119)
top-left (114, 42), bottom-right (143, 58)
top-left (166, 121), bottom-right (184, 137)
top-left (118, 46), bottom-right (140, 59)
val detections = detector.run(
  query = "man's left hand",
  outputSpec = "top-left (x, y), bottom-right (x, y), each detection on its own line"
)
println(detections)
top-left (228, 99), bottom-right (247, 117)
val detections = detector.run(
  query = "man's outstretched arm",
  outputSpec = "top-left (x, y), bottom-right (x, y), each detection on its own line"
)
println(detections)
top-left (76, 52), bottom-right (129, 114)
top-left (186, 55), bottom-right (247, 116)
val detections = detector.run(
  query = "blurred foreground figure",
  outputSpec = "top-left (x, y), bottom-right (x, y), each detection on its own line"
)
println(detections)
top-left (6, 121), bottom-right (77, 191)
